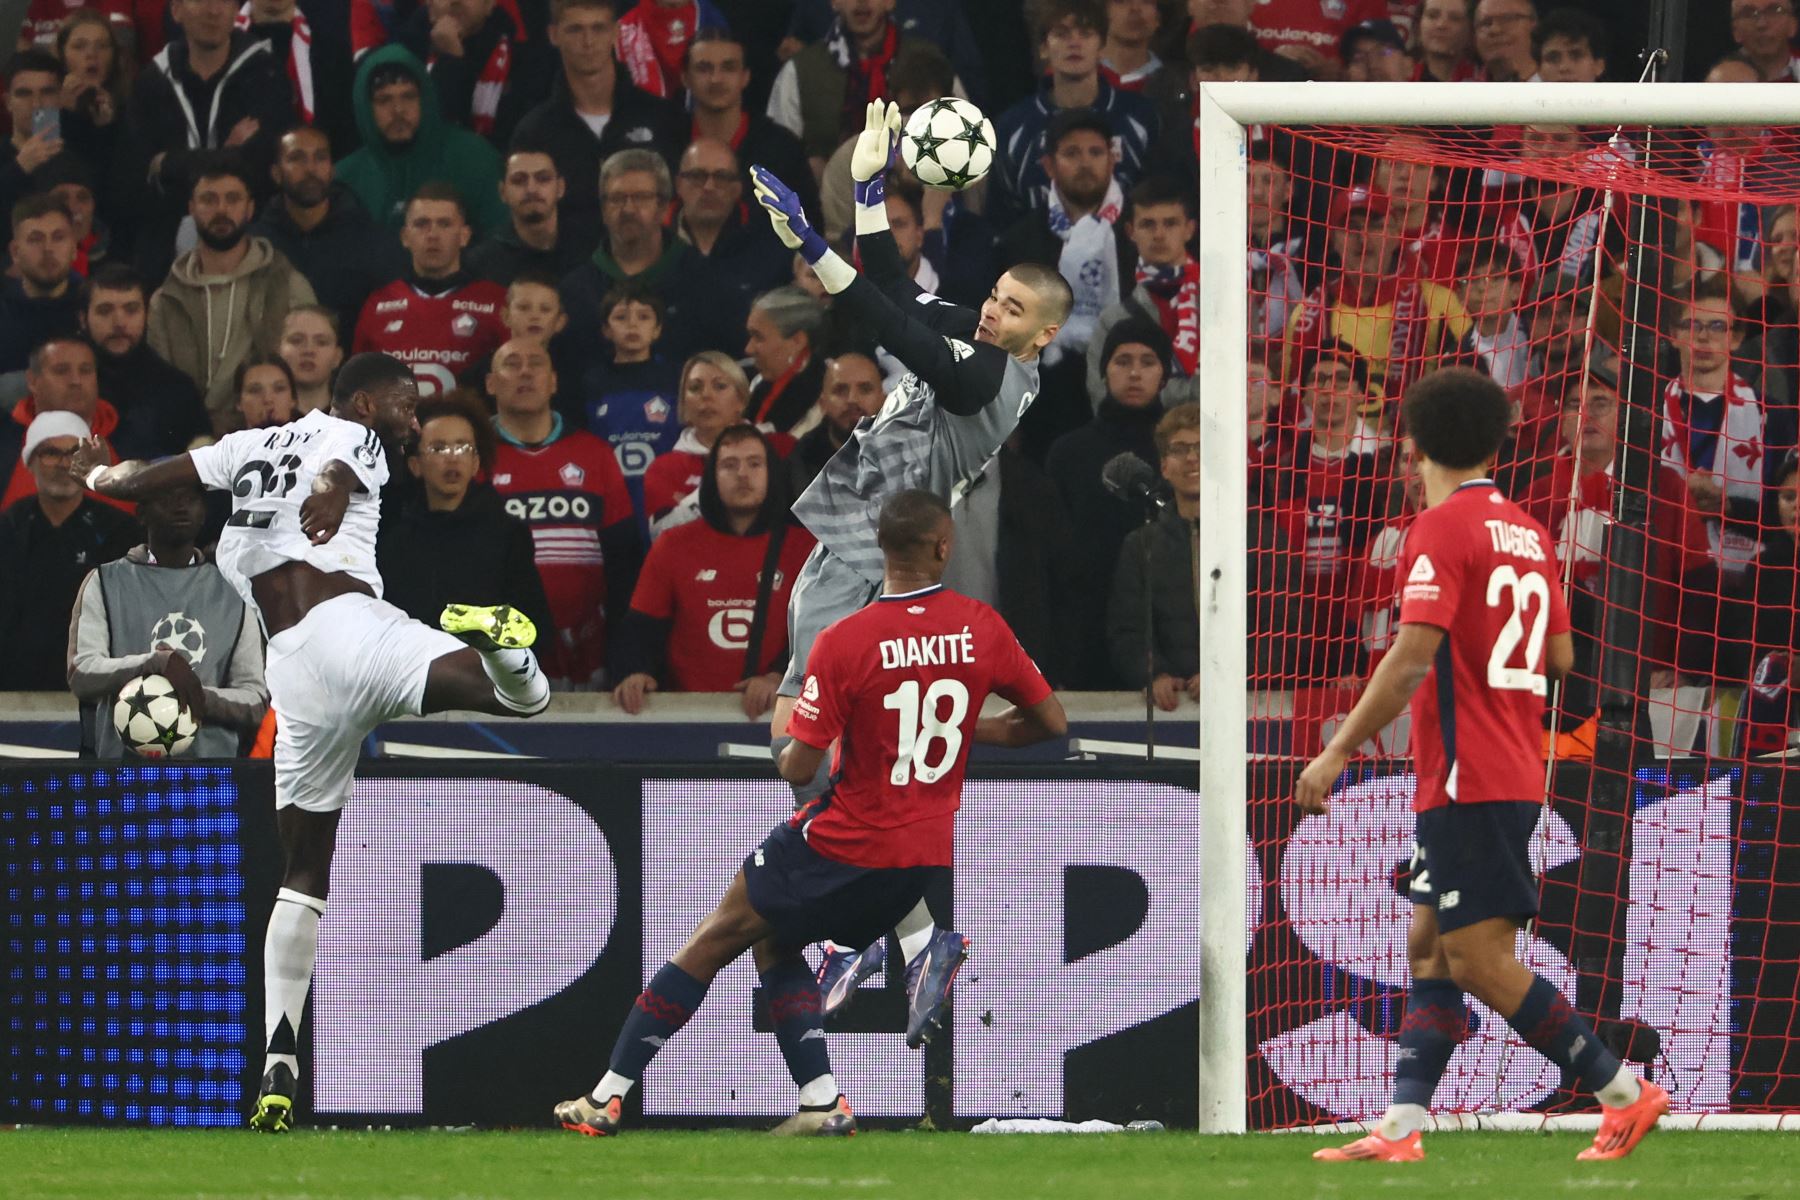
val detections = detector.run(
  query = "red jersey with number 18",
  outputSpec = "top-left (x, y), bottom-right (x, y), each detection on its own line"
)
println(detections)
top-left (786, 585), bottom-right (1053, 869)
top-left (1396, 480), bottom-right (1571, 812)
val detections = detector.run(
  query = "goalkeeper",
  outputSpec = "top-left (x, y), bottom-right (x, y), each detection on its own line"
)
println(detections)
top-left (751, 101), bottom-right (1072, 1050)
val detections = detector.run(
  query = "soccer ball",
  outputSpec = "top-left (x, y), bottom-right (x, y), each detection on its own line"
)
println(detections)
top-left (150, 610), bottom-right (208, 666)
top-left (114, 674), bottom-right (199, 758)
top-left (900, 97), bottom-right (996, 192)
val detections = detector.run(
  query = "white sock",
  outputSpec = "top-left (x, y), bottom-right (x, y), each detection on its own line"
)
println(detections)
top-left (1596, 1064), bottom-right (1642, 1109)
top-left (263, 888), bottom-right (325, 1081)
top-left (478, 646), bottom-right (550, 714)
top-left (895, 901), bottom-right (935, 965)
top-left (1377, 1103), bottom-right (1429, 1140)
top-left (591, 1070), bottom-right (635, 1103)
top-left (798, 1073), bottom-right (839, 1108)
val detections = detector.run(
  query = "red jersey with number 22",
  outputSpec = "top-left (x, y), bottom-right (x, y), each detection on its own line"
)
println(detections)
top-left (786, 586), bottom-right (1052, 869)
top-left (1397, 480), bottom-right (1571, 812)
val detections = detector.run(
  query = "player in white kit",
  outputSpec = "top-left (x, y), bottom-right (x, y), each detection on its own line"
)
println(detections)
top-left (70, 353), bottom-right (553, 1131)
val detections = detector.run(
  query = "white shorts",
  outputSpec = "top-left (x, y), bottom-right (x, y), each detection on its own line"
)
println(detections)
top-left (778, 542), bottom-right (880, 697)
top-left (264, 592), bottom-right (466, 813)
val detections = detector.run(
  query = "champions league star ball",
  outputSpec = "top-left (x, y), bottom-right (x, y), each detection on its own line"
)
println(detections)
top-left (900, 97), bottom-right (997, 192)
top-left (114, 674), bottom-right (200, 758)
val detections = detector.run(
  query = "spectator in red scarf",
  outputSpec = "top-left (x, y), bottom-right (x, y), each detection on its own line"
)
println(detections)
top-left (684, 27), bottom-right (816, 218)
top-left (1283, 185), bottom-right (1472, 410)
top-left (1410, 0), bottom-right (1478, 80)
top-left (766, 0), bottom-right (945, 181)
top-left (1086, 175), bottom-right (1196, 408)
top-left (396, 0), bottom-right (550, 145)
top-left (1521, 372), bottom-right (1710, 707)
top-left (743, 285), bottom-right (826, 435)
top-left (615, 0), bottom-right (729, 101)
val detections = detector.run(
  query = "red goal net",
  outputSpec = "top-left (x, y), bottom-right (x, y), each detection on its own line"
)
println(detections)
top-left (1240, 119), bottom-right (1800, 1129)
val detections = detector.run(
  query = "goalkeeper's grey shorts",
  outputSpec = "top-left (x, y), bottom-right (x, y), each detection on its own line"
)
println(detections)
top-left (778, 541), bottom-right (880, 698)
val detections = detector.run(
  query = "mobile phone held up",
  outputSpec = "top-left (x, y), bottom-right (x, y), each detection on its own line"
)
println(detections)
top-left (31, 107), bottom-right (61, 142)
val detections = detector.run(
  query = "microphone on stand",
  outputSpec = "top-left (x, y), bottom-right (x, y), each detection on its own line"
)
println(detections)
top-left (1101, 452), bottom-right (1165, 761)
top-left (1101, 452), bottom-right (1164, 507)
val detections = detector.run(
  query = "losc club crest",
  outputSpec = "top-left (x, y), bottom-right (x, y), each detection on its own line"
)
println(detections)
top-left (149, 611), bottom-right (207, 665)
top-left (452, 313), bottom-right (479, 338)
top-left (645, 396), bottom-right (671, 424)
top-left (559, 462), bottom-right (587, 488)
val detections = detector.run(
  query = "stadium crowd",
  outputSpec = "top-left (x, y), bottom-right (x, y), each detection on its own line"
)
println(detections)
top-left (0, 0), bottom-right (1792, 750)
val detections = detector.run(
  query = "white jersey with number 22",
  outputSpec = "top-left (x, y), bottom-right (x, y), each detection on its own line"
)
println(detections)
top-left (187, 408), bottom-right (389, 610)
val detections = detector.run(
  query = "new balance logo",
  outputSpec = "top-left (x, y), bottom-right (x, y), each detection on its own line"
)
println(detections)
top-left (754, 849), bottom-right (765, 867)
top-left (1439, 889), bottom-right (1461, 910)
top-left (800, 1028), bottom-right (826, 1041)
top-left (1408, 556), bottom-right (1436, 583)
top-left (640, 1035), bottom-right (665, 1048)
top-left (695, 569), bottom-right (717, 581)
top-left (1568, 1035), bottom-right (1587, 1061)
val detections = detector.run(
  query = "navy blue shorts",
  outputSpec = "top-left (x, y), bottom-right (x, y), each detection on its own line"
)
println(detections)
top-left (1408, 801), bottom-right (1542, 934)
top-left (743, 822), bottom-right (944, 951)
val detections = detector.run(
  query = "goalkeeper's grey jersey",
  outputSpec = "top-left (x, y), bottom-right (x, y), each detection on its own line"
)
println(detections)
top-left (790, 354), bottom-right (1040, 583)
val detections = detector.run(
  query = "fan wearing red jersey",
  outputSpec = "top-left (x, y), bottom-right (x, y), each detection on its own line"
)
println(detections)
top-left (553, 489), bottom-right (1065, 1137)
top-left (1297, 368), bottom-right (1667, 1164)
top-left (352, 184), bottom-right (508, 396)
top-left (611, 426), bottom-right (815, 717)
top-left (488, 338), bottom-right (640, 688)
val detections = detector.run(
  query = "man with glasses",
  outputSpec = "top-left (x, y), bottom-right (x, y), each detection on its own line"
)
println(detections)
top-left (1732, 0), bottom-right (1800, 81)
top-left (560, 148), bottom-right (733, 364)
top-left (469, 149), bottom-right (593, 285)
top-left (672, 139), bottom-right (791, 359)
top-left (1472, 0), bottom-right (1538, 81)
top-left (510, 0), bottom-right (685, 253)
top-left (378, 388), bottom-right (553, 643)
top-left (685, 28), bottom-right (816, 218)
top-left (0, 411), bottom-right (138, 690)
top-left (1661, 275), bottom-right (1790, 589)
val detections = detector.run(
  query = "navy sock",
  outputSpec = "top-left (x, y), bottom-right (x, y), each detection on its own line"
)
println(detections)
top-left (761, 958), bottom-right (831, 1089)
top-left (1505, 973), bottom-right (1622, 1093)
top-left (1393, 977), bottom-right (1466, 1109)
top-left (608, 962), bottom-right (708, 1081)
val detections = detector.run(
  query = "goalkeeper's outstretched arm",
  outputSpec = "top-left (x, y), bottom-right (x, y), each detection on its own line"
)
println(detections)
top-left (752, 163), bottom-right (1006, 416)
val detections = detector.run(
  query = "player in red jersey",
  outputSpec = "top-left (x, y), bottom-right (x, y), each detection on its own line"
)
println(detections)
top-left (1297, 368), bottom-right (1668, 1163)
top-left (554, 489), bottom-right (1066, 1137)
top-left (352, 184), bottom-right (508, 396)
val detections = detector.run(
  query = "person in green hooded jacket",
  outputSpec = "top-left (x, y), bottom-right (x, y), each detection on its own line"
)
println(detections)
top-left (334, 46), bottom-right (509, 238)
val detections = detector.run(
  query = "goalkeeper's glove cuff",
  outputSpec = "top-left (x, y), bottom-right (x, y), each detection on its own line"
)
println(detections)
top-left (812, 249), bottom-right (856, 296)
top-left (853, 176), bottom-right (886, 210)
top-left (854, 201), bottom-right (891, 238)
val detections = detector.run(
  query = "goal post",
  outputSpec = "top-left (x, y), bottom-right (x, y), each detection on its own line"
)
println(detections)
top-left (1196, 81), bottom-right (1800, 1134)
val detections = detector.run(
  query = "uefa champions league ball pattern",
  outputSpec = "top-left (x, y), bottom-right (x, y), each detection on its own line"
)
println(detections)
top-left (150, 611), bottom-right (208, 666)
top-left (901, 97), bottom-right (997, 192)
top-left (113, 674), bottom-right (200, 758)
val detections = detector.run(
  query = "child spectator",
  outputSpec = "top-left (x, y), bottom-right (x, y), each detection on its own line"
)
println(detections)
top-left (582, 282), bottom-right (682, 530)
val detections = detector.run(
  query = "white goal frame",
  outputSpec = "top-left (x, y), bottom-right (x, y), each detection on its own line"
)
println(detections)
top-left (1193, 82), bottom-right (1800, 1135)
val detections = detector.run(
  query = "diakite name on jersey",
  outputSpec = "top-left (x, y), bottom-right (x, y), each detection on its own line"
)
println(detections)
top-left (879, 629), bottom-right (977, 670)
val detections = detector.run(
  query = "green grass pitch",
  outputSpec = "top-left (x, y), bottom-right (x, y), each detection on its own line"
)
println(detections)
top-left (0, 1128), bottom-right (1792, 1200)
